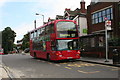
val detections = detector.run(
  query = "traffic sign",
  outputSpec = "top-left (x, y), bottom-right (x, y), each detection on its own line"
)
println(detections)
top-left (105, 20), bottom-right (111, 26)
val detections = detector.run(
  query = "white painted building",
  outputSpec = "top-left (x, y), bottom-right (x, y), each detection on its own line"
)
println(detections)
top-left (63, 0), bottom-right (88, 37)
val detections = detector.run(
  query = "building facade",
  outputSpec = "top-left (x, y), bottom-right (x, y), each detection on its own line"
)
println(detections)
top-left (63, 0), bottom-right (87, 37)
top-left (80, 2), bottom-right (120, 58)
top-left (87, 2), bottom-right (120, 38)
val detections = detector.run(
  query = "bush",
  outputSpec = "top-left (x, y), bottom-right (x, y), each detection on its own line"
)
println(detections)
top-left (109, 38), bottom-right (120, 46)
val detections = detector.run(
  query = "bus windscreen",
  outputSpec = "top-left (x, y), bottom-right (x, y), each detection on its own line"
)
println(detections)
top-left (56, 21), bottom-right (78, 38)
top-left (56, 39), bottom-right (79, 51)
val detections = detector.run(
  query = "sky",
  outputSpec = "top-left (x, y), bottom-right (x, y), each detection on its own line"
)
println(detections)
top-left (0, 0), bottom-right (91, 43)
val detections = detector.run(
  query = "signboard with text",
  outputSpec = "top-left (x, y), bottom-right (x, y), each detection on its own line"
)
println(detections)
top-left (105, 20), bottom-right (112, 30)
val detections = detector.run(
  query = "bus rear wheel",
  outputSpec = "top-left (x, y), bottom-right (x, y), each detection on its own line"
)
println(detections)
top-left (47, 54), bottom-right (51, 61)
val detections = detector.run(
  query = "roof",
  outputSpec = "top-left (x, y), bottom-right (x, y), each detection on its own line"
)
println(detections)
top-left (64, 8), bottom-right (81, 16)
top-left (56, 15), bottom-right (64, 19)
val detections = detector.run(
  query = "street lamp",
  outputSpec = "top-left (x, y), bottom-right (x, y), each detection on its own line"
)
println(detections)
top-left (34, 20), bottom-right (36, 29)
top-left (36, 13), bottom-right (44, 25)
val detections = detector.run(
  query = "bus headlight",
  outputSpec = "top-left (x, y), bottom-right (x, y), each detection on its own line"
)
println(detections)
top-left (77, 51), bottom-right (80, 54)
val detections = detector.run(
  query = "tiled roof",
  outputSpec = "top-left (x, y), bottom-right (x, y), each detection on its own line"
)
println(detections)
top-left (56, 15), bottom-right (64, 19)
top-left (65, 8), bottom-right (80, 16)
top-left (65, 8), bottom-right (86, 17)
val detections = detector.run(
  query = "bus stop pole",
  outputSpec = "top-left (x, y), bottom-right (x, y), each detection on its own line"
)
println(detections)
top-left (105, 24), bottom-right (109, 62)
top-left (105, 20), bottom-right (109, 62)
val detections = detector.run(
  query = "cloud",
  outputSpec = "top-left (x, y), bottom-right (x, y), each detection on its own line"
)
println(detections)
top-left (31, 0), bottom-right (91, 20)
top-left (1, 0), bottom-right (91, 44)
top-left (0, 0), bottom-right (7, 7)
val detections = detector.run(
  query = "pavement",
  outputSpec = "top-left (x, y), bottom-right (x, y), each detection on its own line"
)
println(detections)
top-left (0, 54), bottom-right (120, 79)
top-left (0, 63), bottom-right (10, 79)
top-left (79, 57), bottom-right (120, 67)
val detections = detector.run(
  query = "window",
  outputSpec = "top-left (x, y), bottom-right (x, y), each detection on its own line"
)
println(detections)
top-left (37, 29), bottom-right (41, 36)
top-left (41, 27), bottom-right (45, 35)
top-left (43, 41), bottom-right (46, 51)
top-left (91, 38), bottom-right (95, 47)
top-left (92, 7), bottom-right (113, 24)
top-left (99, 37), bottom-right (104, 47)
top-left (56, 21), bottom-right (78, 38)
top-left (98, 12), bottom-right (102, 23)
top-left (56, 39), bottom-right (79, 51)
top-left (30, 32), bottom-right (34, 39)
top-left (46, 24), bottom-right (54, 34)
top-left (34, 31), bottom-right (37, 38)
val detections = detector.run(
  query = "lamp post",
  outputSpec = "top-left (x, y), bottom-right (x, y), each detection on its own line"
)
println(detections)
top-left (34, 20), bottom-right (36, 29)
top-left (36, 13), bottom-right (44, 25)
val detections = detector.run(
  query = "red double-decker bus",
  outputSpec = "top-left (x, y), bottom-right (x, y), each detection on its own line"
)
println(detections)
top-left (29, 20), bottom-right (80, 61)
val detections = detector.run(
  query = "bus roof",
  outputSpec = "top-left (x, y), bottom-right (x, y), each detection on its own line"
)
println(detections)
top-left (29, 19), bottom-right (75, 33)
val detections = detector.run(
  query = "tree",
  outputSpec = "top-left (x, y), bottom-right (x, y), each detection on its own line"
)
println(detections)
top-left (21, 33), bottom-right (30, 50)
top-left (2, 27), bottom-right (16, 53)
top-left (109, 37), bottom-right (120, 46)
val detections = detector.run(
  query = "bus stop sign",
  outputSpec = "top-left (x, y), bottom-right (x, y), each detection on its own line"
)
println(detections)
top-left (105, 20), bottom-right (111, 26)
top-left (105, 20), bottom-right (111, 30)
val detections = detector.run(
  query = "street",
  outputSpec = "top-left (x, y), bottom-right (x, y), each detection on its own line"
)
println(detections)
top-left (1, 54), bottom-right (120, 79)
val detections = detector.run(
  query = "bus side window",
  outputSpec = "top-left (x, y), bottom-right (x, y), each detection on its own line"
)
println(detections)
top-left (50, 24), bottom-right (54, 33)
top-left (34, 31), bottom-right (37, 38)
top-left (41, 27), bottom-right (45, 35)
top-left (37, 29), bottom-right (41, 37)
top-left (51, 41), bottom-right (56, 51)
top-left (36, 30), bottom-right (38, 37)
top-left (31, 32), bottom-right (34, 39)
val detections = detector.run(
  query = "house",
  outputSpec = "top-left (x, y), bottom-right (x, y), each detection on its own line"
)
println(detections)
top-left (63, 0), bottom-right (87, 36)
top-left (47, 0), bottom-right (88, 37)
top-left (80, 1), bottom-right (120, 58)
top-left (56, 15), bottom-right (64, 20)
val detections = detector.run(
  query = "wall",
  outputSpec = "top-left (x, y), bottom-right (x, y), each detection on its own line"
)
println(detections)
top-left (76, 17), bottom-right (87, 36)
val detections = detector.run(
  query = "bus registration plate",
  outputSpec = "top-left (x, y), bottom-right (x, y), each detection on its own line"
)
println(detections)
top-left (67, 57), bottom-right (73, 59)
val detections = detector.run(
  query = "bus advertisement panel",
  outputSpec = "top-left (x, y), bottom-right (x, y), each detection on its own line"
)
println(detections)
top-left (29, 20), bottom-right (80, 61)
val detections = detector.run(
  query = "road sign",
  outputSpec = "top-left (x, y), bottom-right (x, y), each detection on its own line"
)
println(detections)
top-left (105, 20), bottom-right (111, 26)
top-left (105, 20), bottom-right (111, 30)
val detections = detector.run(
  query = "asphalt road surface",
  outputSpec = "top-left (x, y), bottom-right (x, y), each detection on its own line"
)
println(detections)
top-left (1, 54), bottom-right (120, 79)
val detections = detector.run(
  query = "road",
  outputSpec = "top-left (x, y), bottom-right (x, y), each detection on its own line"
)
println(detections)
top-left (1, 54), bottom-right (120, 79)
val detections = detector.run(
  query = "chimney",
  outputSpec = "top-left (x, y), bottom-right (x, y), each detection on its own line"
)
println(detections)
top-left (80, 0), bottom-right (86, 13)
top-left (65, 8), bottom-right (71, 11)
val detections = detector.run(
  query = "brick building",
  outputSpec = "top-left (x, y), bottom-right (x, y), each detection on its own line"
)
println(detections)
top-left (87, 2), bottom-right (120, 38)
top-left (80, 1), bottom-right (120, 58)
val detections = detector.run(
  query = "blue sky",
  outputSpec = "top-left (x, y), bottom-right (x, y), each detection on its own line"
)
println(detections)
top-left (0, 0), bottom-right (91, 43)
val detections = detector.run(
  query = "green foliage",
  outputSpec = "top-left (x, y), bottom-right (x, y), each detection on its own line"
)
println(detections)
top-left (21, 33), bottom-right (30, 50)
top-left (109, 37), bottom-right (120, 46)
top-left (2, 27), bottom-right (16, 53)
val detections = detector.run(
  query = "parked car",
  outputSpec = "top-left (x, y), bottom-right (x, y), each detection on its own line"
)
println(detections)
top-left (10, 48), bottom-right (18, 54)
top-left (0, 48), bottom-right (4, 55)
top-left (24, 48), bottom-right (30, 53)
